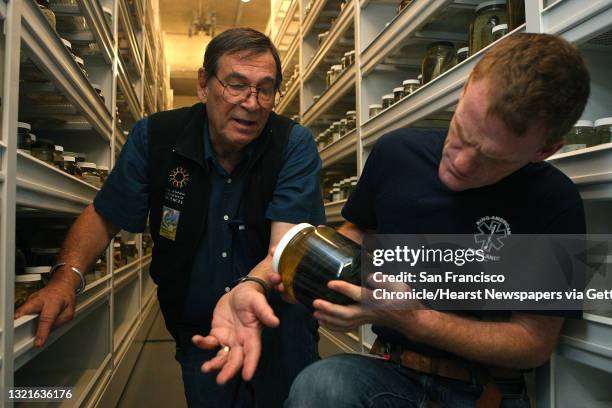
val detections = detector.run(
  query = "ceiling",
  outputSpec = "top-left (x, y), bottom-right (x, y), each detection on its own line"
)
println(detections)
top-left (159, 0), bottom-right (271, 107)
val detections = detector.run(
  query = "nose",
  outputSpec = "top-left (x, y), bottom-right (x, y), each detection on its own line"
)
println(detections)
top-left (240, 91), bottom-right (260, 112)
top-left (452, 147), bottom-right (480, 177)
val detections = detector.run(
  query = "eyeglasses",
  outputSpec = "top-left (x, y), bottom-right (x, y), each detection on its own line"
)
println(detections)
top-left (214, 75), bottom-right (282, 108)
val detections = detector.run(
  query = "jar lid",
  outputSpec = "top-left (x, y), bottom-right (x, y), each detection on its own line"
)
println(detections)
top-left (331, 64), bottom-right (343, 69)
top-left (475, 0), bottom-right (506, 13)
top-left (344, 51), bottom-right (352, 57)
top-left (333, 121), bottom-right (341, 125)
top-left (594, 117), bottom-right (612, 127)
top-left (92, 83), bottom-right (102, 90)
top-left (18, 122), bottom-right (31, 130)
top-left (114, 243), bottom-right (121, 248)
top-left (126, 240), bottom-right (136, 245)
top-left (61, 38), bottom-right (72, 50)
top-left (54, 145), bottom-right (64, 152)
top-left (79, 162), bottom-right (97, 169)
top-left (457, 46), bottom-right (469, 54)
top-left (348, 50), bottom-right (355, 55)
top-left (492, 24), bottom-right (508, 34)
top-left (403, 79), bottom-right (420, 85)
top-left (102, 6), bottom-right (112, 15)
top-left (63, 155), bottom-right (76, 162)
top-left (382, 94), bottom-right (394, 100)
top-left (30, 134), bottom-right (37, 142)
top-left (96, 259), bottom-right (102, 264)
top-left (272, 223), bottom-right (314, 273)
top-left (16, 274), bottom-right (42, 282)
top-left (393, 87), bottom-right (404, 92)
top-left (574, 120), bottom-right (594, 128)
top-left (98, 165), bottom-right (109, 171)
top-left (340, 118), bottom-right (348, 123)
top-left (369, 104), bottom-right (383, 108)
top-left (25, 266), bottom-right (51, 274)
top-left (74, 56), bottom-right (84, 66)
top-left (417, 74), bottom-right (423, 80)
top-left (346, 110), bottom-right (356, 115)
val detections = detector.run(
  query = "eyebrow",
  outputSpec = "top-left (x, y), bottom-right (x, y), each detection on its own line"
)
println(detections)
top-left (224, 71), bottom-right (275, 85)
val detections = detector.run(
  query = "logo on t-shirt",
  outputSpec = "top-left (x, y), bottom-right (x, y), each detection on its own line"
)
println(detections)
top-left (474, 216), bottom-right (511, 261)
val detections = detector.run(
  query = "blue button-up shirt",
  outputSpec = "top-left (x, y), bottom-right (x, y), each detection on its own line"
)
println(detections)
top-left (94, 116), bottom-right (325, 329)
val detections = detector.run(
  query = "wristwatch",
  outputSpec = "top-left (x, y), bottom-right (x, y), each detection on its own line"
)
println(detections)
top-left (225, 276), bottom-right (270, 300)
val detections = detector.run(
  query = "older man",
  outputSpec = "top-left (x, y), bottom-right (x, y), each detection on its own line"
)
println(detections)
top-left (16, 28), bottom-right (324, 407)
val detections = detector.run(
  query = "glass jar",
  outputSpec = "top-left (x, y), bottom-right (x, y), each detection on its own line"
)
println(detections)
top-left (316, 134), bottom-right (326, 150)
top-left (92, 83), bottom-right (105, 103)
top-left (15, 275), bottom-right (42, 309)
top-left (507, 0), bottom-right (525, 31)
top-left (342, 51), bottom-right (352, 69)
top-left (339, 119), bottom-right (348, 137)
top-left (393, 87), bottom-right (405, 103)
top-left (418, 74), bottom-right (423, 84)
top-left (24, 266), bottom-right (52, 285)
top-left (369, 104), bottom-right (383, 118)
top-left (102, 6), bottom-right (113, 28)
top-left (421, 41), bottom-right (455, 84)
top-left (61, 38), bottom-right (72, 52)
top-left (17, 122), bottom-right (34, 154)
top-left (471, 1), bottom-right (506, 55)
top-left (402, 79), bottom-right (420, 95)
top-left (53, 145), bottom-right (64, 169)
top-left (74, 56), bottom-right (87, 77)
top-left (31, 138), bottom-right (55, 164)
top-left (331, 65), bottom-right (343, 82)
top-left (79, 162), bottom-right (101, 187)
top-left (332, 121), bottom-right (342, 142)
top-left (346, 111), bottom-right (356, 130)
top-left (382, 93), bottom-right (394, 109)
top-left (62, 155), bottom-right (82, 177)
top-left (97, 165), bottom-right (109, 185)
top-left (94, 256), bottom-right (107, 278)
top-left (326, 70), bottom-right (334, 88)
top-left (562, 120), bottom-right (594, 152)
top-left (113, 242), bottom-right (124, 267)
top-left (347, 51), bottom-right (355, 66)
top-left (398, 0), bottom-right (414, 14)
top-left (332, 186), bottom-right (342, 201)
top-left (491, 23), bottom-right (508, 42)
top-left (37, 0), bottom-right (56, 31)
top-left (318, 31), bottom-right (329, 46)
top-left (456, 47), bottom-right (469, 64)
top-left (594, 117), bottom-right (612, 144)
top-left (272, 223), bottom-right (362, 307)
top-left (125, 240), bottom-right (138, 263)
top-left (30, 247), bottom-right (60, 267)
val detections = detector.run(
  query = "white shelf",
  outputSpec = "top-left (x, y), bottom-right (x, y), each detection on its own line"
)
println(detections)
top-left (320, 129), bottom-right (357, 168)
top-left (274, 0), bottom-right (299, 47)
top-left (114, 258), bottom-right (141, 288)
top-left (325, 199), bottom-right (347, 223)
top-left (113, 276), bottom-right (140, 351)
top-left (119, 0), bottom-right (144, 72)
top-left (118, 56), bottom-right (142, 121)
top-left (0, 0), bottom-right (6, 20)
top-left (277, 78), bottom-right (300, 115)
top-left (548, 143), bottom-right (612, 200)
top-left (303, 0), bottom-right (327, 38)
top-left (76, 0), bottom-right (115, 64)
top-left (13, 286), bottom-right (111, 370)
top-left (303, 1), bottom-right (354, 82)
top-left (304, 64), bottom-right (356, 126)
top-left (16, 151), bottom-right (99, 214)
top-left (557, 333), bottom-right (612, 375)
top-left (21, 0), bottom-right (113, 142)
top-left (130, 0), bottom-right (144, 29)
top-left (541, 0), bottom-right (612, 44)
top-left (282, 34), bottom-right (300, 75)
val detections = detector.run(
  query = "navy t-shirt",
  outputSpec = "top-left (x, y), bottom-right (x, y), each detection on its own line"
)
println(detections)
top-left (342, 128), bottom-right (586, 357)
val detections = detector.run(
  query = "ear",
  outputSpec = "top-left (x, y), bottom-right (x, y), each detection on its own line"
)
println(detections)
top-left (197, 68), bottom-right (208, 103)
top-left (533, 140), bottom-right (563, 162)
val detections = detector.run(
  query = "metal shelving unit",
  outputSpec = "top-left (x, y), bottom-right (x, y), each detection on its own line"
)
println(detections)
top-left (0, 0), bottom-right (172, 406)
top-left (271, 0), bottom-right (612, 403)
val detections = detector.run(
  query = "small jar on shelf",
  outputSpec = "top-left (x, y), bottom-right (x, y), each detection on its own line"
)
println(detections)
top-left (382, 94), bottom-right (394, 109)
top-left (79, 162), bottom-right (101, 187)
top-left (491, 24), bottom-right (508, 42)
top-left (15, 275), bottom-right (42, 309)
top-left (393, 87), bottom-right (405, 104)
top-left (53, 145), bottom-right (64, 169)
top-left (17, 122), bottom-right (34, 154)
top-left (402, 79), bottom-right (420, 95)
top-left (594, 117), bottom-right (612, 144)
top-left (36, 0), bottom-right (56, 31)
top-left (456, 47), bottom-right (469, 64)
top-left (561, 120), bottom-right (594, 152)
top-left (62, 155), bottom-right (82, 177)
top-left (31, 138), bottom-right (55, 165)
top-left (98, 165), bottom-right (109, 184)
top-left (369, 104), bottom-right (382, 118)
top-left (346, 111), bottom-right (356, 130)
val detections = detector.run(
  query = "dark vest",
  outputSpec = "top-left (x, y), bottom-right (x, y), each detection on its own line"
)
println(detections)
top-left (147, 103), bottom-right (294, 339)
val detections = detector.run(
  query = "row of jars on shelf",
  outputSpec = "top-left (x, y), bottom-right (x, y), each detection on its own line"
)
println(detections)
top-left (324, 51), bottom-right (355, 89)
top-left (18, 122), bottom-right (109, 188)
top-left (39, 0), bottom-right (113, 34)
top-left (282, 65), bottom-right (300, 96)
top-left (329, 177), bottom-right (358, 203)
top-left (368, 78), bottom-right (422, 118)
top-left (560, 118), bottom-right (612, 153)
top-left (315, 111), bottom-right (357, 150)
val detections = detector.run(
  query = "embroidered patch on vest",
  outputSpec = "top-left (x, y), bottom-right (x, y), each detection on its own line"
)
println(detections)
top-left (160, 206), bottom-right (181, 241)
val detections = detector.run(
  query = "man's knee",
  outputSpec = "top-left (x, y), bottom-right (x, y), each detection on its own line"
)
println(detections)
top-left (285, 355), bottom-right (364, 407)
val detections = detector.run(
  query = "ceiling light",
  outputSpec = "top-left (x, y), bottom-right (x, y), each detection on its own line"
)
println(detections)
top-left (241, 0), bottom-right (251, 3)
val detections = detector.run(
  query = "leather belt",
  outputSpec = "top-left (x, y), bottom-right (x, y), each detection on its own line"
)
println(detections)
top-left (370, 339), bottom-right (522, 385)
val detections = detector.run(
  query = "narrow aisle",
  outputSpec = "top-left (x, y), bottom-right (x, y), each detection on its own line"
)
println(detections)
top-left (118, 305), bottom-right (187, 408)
